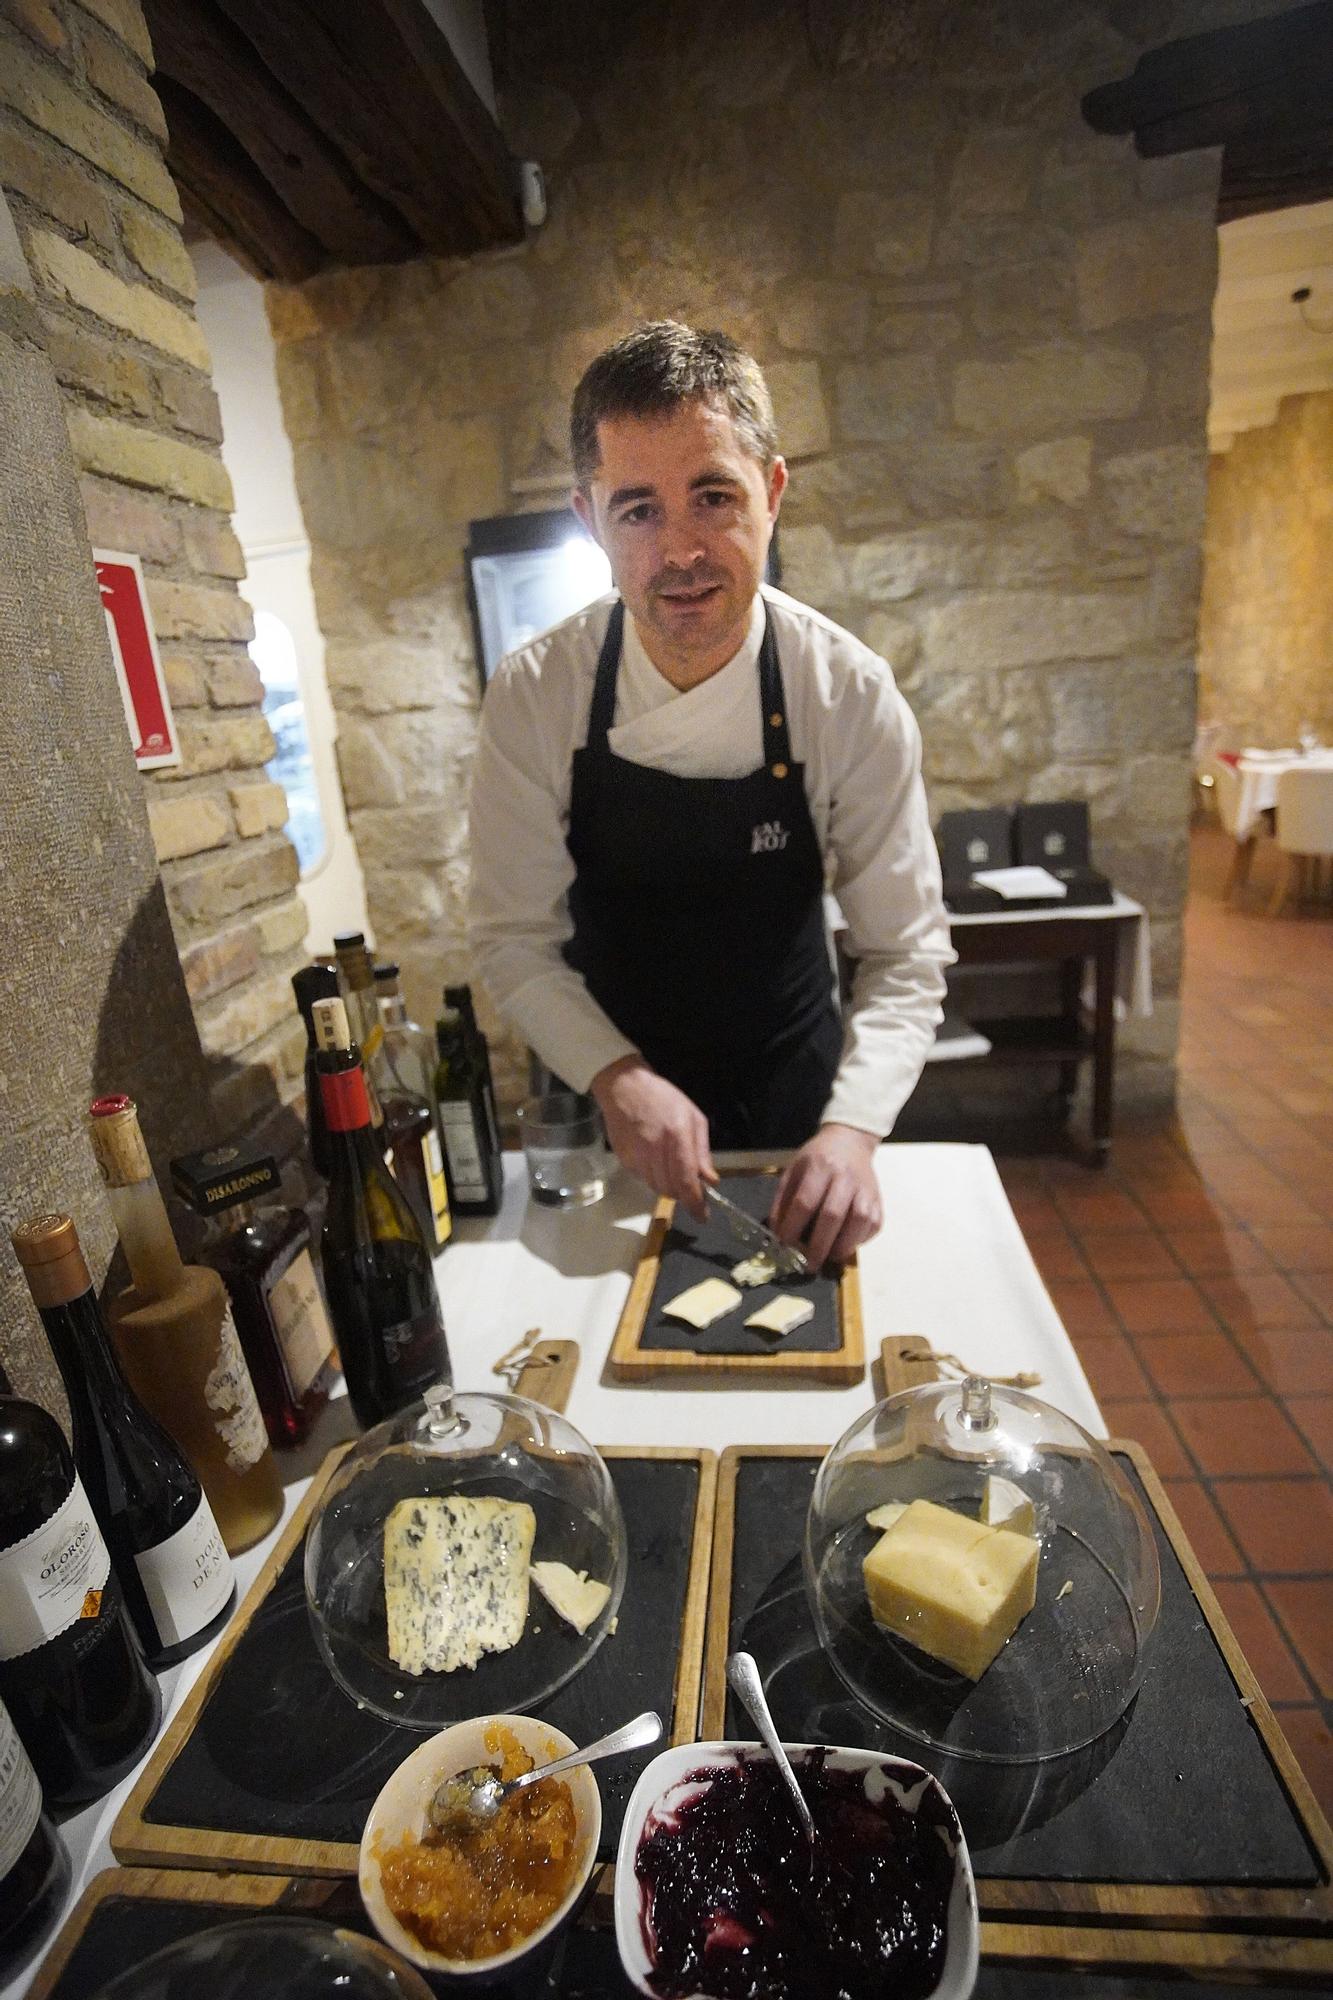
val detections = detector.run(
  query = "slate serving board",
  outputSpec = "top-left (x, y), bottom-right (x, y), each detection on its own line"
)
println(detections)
top-left (702, 1444), bottom-right (1332, 1926)
top-left (112, 1450), bottom-right (713, 1876)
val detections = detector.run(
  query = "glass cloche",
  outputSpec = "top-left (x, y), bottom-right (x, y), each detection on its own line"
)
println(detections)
top-left (305, 1386), bottom-right (627, 1729)
top-left (804, 1378), bottom-right (1160, 1763)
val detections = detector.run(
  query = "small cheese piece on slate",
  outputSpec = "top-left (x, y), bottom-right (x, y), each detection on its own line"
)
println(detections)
top-left (731, 1250), bottom-right (779, 1287)
top-left (744, 1294), bottom-right (814, 1336)
top-left (662, 1277), bottom-right (742, 1329)
top-left (981, 1475), bottom-right (1035, 1538)
top-left (530, 1561), bottom-right (612, 1635)
top-left (863, 1498), bottom-right (1038, 1681)
top-left (383, 1495), bottom-right (535, 1675)
top-left (865, 1500), bottom-right (908, 1533)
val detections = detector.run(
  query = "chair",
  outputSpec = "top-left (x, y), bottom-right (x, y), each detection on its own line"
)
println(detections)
top-left (1211, 755), bottom-right (1269, 901)
top-left (1269, 766), bottom-right (1333, 915)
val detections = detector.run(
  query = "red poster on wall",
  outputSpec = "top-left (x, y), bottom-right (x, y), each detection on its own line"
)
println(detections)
top-left (93, 548), bottom-right (181, 769)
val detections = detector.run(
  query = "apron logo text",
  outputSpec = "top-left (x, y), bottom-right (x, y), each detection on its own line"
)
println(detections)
top-left (750, 820), bottom-right (790, 854)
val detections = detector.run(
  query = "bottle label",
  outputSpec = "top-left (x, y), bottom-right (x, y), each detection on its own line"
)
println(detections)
top-left (205, 1306), bottom-right (271, 1471)
top-left (0, 1703), bottom-right (41, 1880)
top-left (439, 1103), bottom-right (488, 1201)
top-left (135, 1494), bottom-right (232, 1647)
top-left (320, 1066), bottom-right (372, 1133)
top-left (423, 1127), bottom-right (453, 1246)
top-left (267, 1249), bottom-right (336, 1401)
top-left (0, 1477), bottom-right (112, 1661)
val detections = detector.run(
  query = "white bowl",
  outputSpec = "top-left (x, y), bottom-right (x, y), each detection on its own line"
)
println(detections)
top-left (614, 1740), bottom-right (979, 2000)
top-left (359, 1712), bottom-right (601, 1984)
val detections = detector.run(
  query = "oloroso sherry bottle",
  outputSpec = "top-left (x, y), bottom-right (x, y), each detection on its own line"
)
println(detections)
top-left (313, 995), bottom-right (452, 1429)
top-left (372, 963), bottom-right (452, 1253)
top-left (0, 1695), bottom-right (70, 1976)
top-left (434, 989), bottom-right (503, 1217)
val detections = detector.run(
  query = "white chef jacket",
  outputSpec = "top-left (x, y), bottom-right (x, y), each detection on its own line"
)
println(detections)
top-left (467, 585), bottom-right (954, 1137)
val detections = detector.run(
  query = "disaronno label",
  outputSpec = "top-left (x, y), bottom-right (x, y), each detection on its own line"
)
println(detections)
top-left (0, 1701), bottom-right (41, 1880)
top-left (0, 1477), bottom-right (111, 1660)
top-left (268, 1248), bottom-right (335, 1401)
top-left (204, 1305), bottom-right (269, 1471)
top-left (135, 1496), bottom-right (231, 1646)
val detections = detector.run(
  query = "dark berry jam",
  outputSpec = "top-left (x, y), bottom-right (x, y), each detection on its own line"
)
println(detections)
top-left (634, 1748), bottom-right (957, 1999)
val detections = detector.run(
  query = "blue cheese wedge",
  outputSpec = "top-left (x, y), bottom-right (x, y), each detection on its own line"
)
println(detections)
top-left (662, 1277), bottom-right (742, 1329)
top-left (744, 1294), bottom-right (814, 1336)
top-left (530, 1561), bottom-right (612, 1635)
top-left (383, 1496), bottom-right (535, 1675)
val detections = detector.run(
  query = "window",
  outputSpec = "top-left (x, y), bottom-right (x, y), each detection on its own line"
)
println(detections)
top-left (249, 608), bottom-right (327, 874)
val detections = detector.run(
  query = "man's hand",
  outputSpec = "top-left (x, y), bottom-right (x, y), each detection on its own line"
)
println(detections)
top-left (769, 1124), bottom-right (882, 1270)
top-left (590, 1055), bottom-right (715, 1217)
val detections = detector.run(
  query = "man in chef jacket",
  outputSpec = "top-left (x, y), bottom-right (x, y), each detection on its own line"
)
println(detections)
top-left (468, 322), bottom-right (953, 1267)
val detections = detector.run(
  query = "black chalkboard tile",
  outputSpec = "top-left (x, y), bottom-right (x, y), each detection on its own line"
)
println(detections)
top-left (720, 1454), bottom-right (1321, 1889)
top-left (637, 1175), bottom-right (838, 1355)
top-left (138, 1458), bottom-right (701, 1863)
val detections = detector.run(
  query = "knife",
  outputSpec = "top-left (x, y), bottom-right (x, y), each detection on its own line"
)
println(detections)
top-left (704, 1184), bottom-right (810, 1280)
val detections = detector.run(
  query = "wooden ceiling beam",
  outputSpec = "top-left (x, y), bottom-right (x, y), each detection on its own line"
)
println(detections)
top-left (155, 74), bottom-right (325, 283)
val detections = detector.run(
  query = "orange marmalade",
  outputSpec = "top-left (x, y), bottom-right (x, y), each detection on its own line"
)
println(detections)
top-left (378, 1723), bottom-right (581, 1960)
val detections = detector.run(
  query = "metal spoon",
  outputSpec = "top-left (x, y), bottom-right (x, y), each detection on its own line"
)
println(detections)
top-left (726, 1650), bottom-right (815, 1853)
top-left (428, 1710), bottom-right (663, 1834)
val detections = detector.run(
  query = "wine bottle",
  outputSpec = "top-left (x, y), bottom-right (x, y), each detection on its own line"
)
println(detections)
top-left (172, 1144), bottom-right (338, 1449)
top-left (88, 1097), bottom-right (283, 1555)
top-left (292, 964), bottom-right (340, 1178)
top-left (0, 1695), bottom-right (70, 1976)
top-left (372, 963), bottom-right (452, 1254)
top-left (333, 933), bottom-right (388, 1134)
top-left (313, 996), bottom-right (452, 1429)
top-left (0, 1355), bottom-right (159, 1811)
top-left (434, 990), bottom-right (503, 1216)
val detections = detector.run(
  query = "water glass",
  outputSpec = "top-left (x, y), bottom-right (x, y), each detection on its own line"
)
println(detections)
top-left (517, 1093), bottom-right (606, 1209)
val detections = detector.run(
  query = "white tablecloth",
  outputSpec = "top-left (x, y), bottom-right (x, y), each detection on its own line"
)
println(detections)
top-left (8, 1143), bottom-right (1097, 1996)
top-left (1233, 749), bottom-right (1333, 840)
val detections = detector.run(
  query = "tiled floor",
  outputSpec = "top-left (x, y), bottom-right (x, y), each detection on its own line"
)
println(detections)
top-left (999, 822), bottom-right (1333, 1818)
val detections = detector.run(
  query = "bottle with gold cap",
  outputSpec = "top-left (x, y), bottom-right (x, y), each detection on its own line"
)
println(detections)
top-left (9, 1214), bottom-right (235, 1672)
top-left (87, 1097), bottom-right (283, 1554)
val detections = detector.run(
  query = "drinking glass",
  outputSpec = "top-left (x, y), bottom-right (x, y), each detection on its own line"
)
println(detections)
top-left (517, 1093), bottom-right (606, 1208)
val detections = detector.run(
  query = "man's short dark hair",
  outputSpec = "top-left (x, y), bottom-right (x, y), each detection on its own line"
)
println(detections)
top-left (570, 321), bottom-right (778, 489)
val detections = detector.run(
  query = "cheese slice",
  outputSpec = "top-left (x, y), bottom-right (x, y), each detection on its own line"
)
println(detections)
top-left (530, 1561), bottom-right (612, 1635)
top-left (731, 1250), bottom-right (779, 1287)
top-left (662, 1278), bottom-right (741, 1329)
top-left (744, 1294), bottom-right (814, 1336)
top-left (865, 1501), bottom-right (908, 1533)
top-left (863, 1497), bottom-right (1038, 1681)
top-left (981, 1475), bottom-right (1035, 1538)
top-left (383, 1495), bottom-right (535, 1675)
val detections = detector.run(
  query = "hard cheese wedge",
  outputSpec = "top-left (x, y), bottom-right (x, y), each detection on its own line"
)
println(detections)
top-left (384, 1495), bottom-right (536, 1675)
top-left (981, 1474), bottom-right (1036, 1537)
top-left (744, 1294), bottom-right (814, 1335)
top-left (863, 1497), bottom-right (1038, 1681)
top-left (530, 1561), bottom-right (611, 1635)
top-left (662, 1277), bottom-right (742, 1329)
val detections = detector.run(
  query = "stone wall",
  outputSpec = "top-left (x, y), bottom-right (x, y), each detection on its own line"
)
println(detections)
top-left (0, 0), bottom-right (308, 1164)
top-left (1197, 392), bottom-right (1333, 748)
top-left (267, 0), bottom-right (1237, 1110)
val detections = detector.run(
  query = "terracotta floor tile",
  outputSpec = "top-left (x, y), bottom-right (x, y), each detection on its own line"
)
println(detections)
top-left (1270, 1708), bottom-right (1333, 1821)
top-left (1161, 1479), bottom-right (1246, 1577)
top-left (1139, 1333), bottom-right (1262, 1399)
top-left (1006, 1190), bottom-right (1065, 1233)
top-left (1075, 1230), bottom-right (1181, 1281)
top-left (1100, 1398), bottom-right (1193, 1477)
top-left (1218, 1181), bottom-right (1325, 1228)
top-left (1250, 1226), bottom-right (1333, 1274)
top-left (1073, 1334), bottom-right (1152, 1402)
top-left (1166, 1226), bottom-right (1271, 1277)
top-left (1045, 1278), bottom-right (1118, 1339)
top-left (1200, 1272), bottom-right (1324, 1332)
top-left (1104, 1277), bottom-right (1218, 1336)
top-left (1264, 1580), bottom-right (1333, 1700)
top-left (1212, 1579), bottom-right (1313, 1704)
top-left (1213, 1477), bottom-right (1333, 1574)
top-left (1054, 1189), bottom-right (1147, 1233)
top-left (1290, 1396), bottom-right (1333, 1470)
top-left (1293, 1270), bottom-right (1333, 1322)
top-left (1139, 1185), bottom-right (1230, 1228)
top-left (1171, 1396), bottom-right (1317, 1478)
top-left (1025, 1229), bottom-right (1090, 1283)
top-left (1237, 1329), bottom-right (1333, 1397)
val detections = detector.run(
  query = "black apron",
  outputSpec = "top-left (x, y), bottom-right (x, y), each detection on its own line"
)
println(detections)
top-left (563, 599), bottom-right (842, 1148)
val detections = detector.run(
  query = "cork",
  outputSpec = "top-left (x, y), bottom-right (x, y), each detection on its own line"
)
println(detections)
top-left (11, 1213), bottom-right (92, 1308)
top-left (88, 1095), bottom-right (152, 1188)
top-left (311, 994), bottom-right (351, 1053)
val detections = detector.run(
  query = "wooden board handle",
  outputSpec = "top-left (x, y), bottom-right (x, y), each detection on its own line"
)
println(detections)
top-left (511, 1338), bottom-right (579, 1413)
top-left (876, 1335), bottom-right (940, 1396)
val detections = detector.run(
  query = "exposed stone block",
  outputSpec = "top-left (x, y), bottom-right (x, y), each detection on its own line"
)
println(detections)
top-left (0, 122), bottom-right (116, 249)
top-left (970, 260), bottom-right (1074, 341)
top-left (76, 0), bottom-right (153, 66)
top-left (349, 804), bottom-right (456, 871)
top-left (0, 0), bottom-right (67, 60)
top-left (168, 713), bottom-right (276, 779)
top-left (264, 285), bottom-right (321, 344)
top-left (292, 416), bottom-right (504, 552)
top-left (229, 780), bottom-right (289, 838)
top-left (922, 590), bottom-right (1142, 673)
top-left (0, 40), bottom-right (177, 216)
top-left (1121, 753), bottom-right (1194, 828)
top-left (325, 641), bottom-right (446, 716)
top-left (851, 516), bottom-right (1079, 601)
top-left (778, 524), bottom-right (846, 607)
top-left (1102, 443), bottom-right (1206, 543)
top-left (336, 721), bottom-right (405, 810)
top-left (41, 311), bottom-right (156, 417)
top-left (83, 26), bottom-right (167, 143)
top-left (159, 648), bottom-right (206, 707)
top-left (27, 230), bottom-right (209, 368)
top-left (1074, 208), bottom-right (1217, 332)
top-left (861, 608), bottom-right (921, 680)
top-left (949, 127), bottom-right (1040, 216)
top-left (1015, 435), bottom-right (1092, 506)
top-left (775, 281), bottom-right (868, 355)
top-left (766, 358), bottom-right (830, 459)
top-left (198, 968), bottom-right (300, 1059)
top-left (180, 920), bottom-right (261, 1003)
top-left (870, 310), bottom-right (962, 352)
top-left (1025, 761), bottom-right (1120, 823)
top-left (953, 342), bottom-right (1146, 436)
top-left (79, 475), bottom-right (181, 562)
top-left (252, 895), bottom-right (308, 957)
top-left (834, 191), bottom-right (932, 277)
top-left (367, 867), bottom-right (447, 940)
top-left (65, 406), bottom-right (232, 508)
top-left (211, 1060), bottom-right (283, 1138)
top-left (438, 258), bottom-right (537, 345)
top-left (117, 202), bottom-right (195, 299)
top-left (147, 577), bottom-right (253, 644)
top-left (170, 836), bottom-right (300, 929)
top-left (182, 509), bottom-right (245, 578)
top-left (147, 788), bottom-right (230, 862)
top-left (835, 353), bottom-right (939, 444)
top-left (1146, 547), bottom-right (1203, 646)
top-left (152, 364), bottom-right (222, 440)
top-left (205, 650), bottom-right (264, 707)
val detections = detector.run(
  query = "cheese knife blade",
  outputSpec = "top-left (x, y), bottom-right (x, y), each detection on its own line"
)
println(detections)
top-left (704, 1184), bottom-right (810, 1279)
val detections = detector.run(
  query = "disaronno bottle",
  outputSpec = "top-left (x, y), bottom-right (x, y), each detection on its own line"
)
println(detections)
top-left (0, 1696), bottom-right (70, 1976)
top-left (88, 1097), bottom-right (282, 1554)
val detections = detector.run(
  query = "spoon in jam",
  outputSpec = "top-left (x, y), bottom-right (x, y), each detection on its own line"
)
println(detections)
top-left (428, 1710), bottom-right (663, 1834)
top-left (726, 1650), bottom-right (816, 1857)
